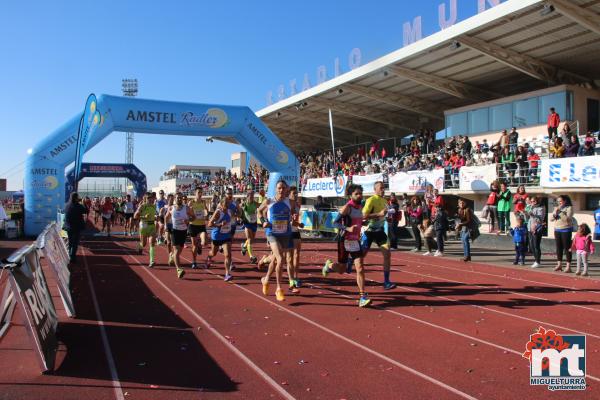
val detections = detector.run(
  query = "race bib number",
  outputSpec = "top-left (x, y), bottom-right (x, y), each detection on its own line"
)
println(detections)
top-left (194, 209), bottom-right (205, 219)
top-left (272, 220), bottom-right (288, 234)
top-left (220, 222), bottom-right (231, 234)
top-left (344, 240), bottom-right (361, 253)
top-left (102, 212), bottom-right (112, 219)
top-left (246, 214), bottom-right (257, 223)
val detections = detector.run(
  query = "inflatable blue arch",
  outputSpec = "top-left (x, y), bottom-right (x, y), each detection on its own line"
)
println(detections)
top-left (25, 95), bottom-right (299, 236)
top-left (65, 163), bottom-right (147, 201)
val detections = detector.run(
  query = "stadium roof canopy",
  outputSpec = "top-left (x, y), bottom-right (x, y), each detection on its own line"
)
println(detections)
top-left (246, 0), bottom-right (600, 152)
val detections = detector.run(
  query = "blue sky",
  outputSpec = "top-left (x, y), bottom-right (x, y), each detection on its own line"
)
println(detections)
top-left (0, 0), bottom-right (502, 190)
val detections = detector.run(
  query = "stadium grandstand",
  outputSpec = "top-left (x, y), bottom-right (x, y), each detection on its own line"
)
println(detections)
top-left (241, 0), bottom-right (600, 235)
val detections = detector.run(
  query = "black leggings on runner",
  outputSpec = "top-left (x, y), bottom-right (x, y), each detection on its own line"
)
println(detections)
top-left (554, 230), bottom-right (572, 264)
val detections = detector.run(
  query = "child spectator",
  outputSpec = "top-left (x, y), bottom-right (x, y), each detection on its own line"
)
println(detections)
top-left (432, 204), bottom-right (448, 257)
top-left (421, 219), bottom-right (436, 256)
top-left (571, 223), bottom-right (595, 277)
top-left (509, 216), bottom-right (528, 266)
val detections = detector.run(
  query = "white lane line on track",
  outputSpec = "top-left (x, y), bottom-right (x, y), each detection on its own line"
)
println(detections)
top-left (306, 281), bottom-right (600, 383)
top-left (170, 250), bottom-right (478, 400)
top-left (310, 249), bottom-right (600, 340)
top-left (81, 247), bottom-right (125, 400)
top-left (226, 247), bottom-right (600, 384)
top-left (119, 238), bottom-right (600, 385)
top-left (391, 252), bottom-right (600, 305)
top-left (124, 251), bottom-right (296, 400)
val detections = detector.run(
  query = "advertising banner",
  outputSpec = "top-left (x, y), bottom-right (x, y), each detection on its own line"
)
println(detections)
top-left (303, 175), bottom-right (347, 198)
top-left (389, 169), bottom-right (445, 193)
top-left (299, 210), bottom-right (339, 233)
top-left (37, 223), bottom-right (75, 317)
top-left (6, 245), bottom-right (58, 372)
top-left (74, 94), bottom-right (102, 183)
top-left (540, 156), bottom-right (600, 188)
top-left (459, 164), bottom-right (497, 191)
top-left (351, 173), bottom-right (383, 194)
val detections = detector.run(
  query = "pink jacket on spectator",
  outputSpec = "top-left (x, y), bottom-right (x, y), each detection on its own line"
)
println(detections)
top-left (571, 234), bottom-right (595, 254)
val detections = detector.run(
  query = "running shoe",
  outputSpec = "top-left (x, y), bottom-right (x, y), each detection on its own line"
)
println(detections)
top-left (322, 259), bottom-right (333, 277)
top-left (230, 263), bottom-right (236, 272)
top-left (241, 244), bottom-right (247, 256)
top-left (204, 258), bottom-right (212, 269)
top-left (423, 251), bottom-right (431, 256)
top-left (191, 262), bottom-right (198, 269)
top-left (275, 288), bottom-right (285, 301)
top-left (434, 251), bottom-right (443, 257)
top-left (224, 274), bottom-right (233, 282)
top-left (410, 248), bottom-right (419, 252)
top-left (249, 256), bottom-right (258, 264)
top-left (358, 295), bottom-right (372, 308)
top-left (294, 279), bottom-right (302, 288)
top-left (176, 267), bottom-right (185, 279)
top-left (168, 253), bottom-right (174, 266)
top-left (531, 262), bottom-right (541, 268)
top-left (261, 277), bottom-right (269, 296)
top-left (383, 282), bottom-right (397, 290)
top-left (148, 261), bottom-right (155, 268)
top-left (288, 285), bottom-right (300, 294)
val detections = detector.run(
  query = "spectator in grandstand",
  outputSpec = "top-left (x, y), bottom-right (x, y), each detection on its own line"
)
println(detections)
top-left (500, 146), bottom-right (516, 184)
top-left (527, 148), bottom-right (540, 182)
top-left (480, 139), bottom-right (490, 153)
top-left (386, 193), bottom-right (401, 250)
top-left (497, 129), bottom-right (510, 149)
top-left (456, 198), bottom-right (473, 262)
top-left (582, 131), bottom-right (597, 156)
top-left (515, 145), bottom-right (528, 184)
top-left (406, 196), bottom-right (423, 252)
top-left (497, 182), bottom-right (512, 234)
top-left (512, 185), bottom-right (528, 219)
top-left (564, 135), bottom-right (580, 158)
top-left (552, 195), bottom-right (574, 273)
top-left (461, 136), bottom-right (472, 156)
top-left (547, 107), bottom-right (560, 140)
top-left (549, 137), bottom-right (565, 159)
top-left (526, 196), bottom-right (546, 268)
top-left (509, 127), bottom-right (519, 152)
top-left (560, 122), bottom-right (572, 143)
top-left (64, 192), bottom-right (87, 264)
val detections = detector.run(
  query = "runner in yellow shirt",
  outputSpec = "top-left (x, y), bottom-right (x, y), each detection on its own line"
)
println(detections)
top-left (362, 181), bottom-right (395, 290)
top-left (134, 192), bottom-right (158, 268)
top-left (188, 188), bottom-right (208, 269)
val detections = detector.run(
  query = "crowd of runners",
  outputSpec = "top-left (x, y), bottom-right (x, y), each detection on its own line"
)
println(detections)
top-left (79, 180), bottom-right (399, 307)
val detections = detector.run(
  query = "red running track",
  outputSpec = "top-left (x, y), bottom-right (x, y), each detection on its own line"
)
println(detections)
top-left (1, 230), bottom-right (599, 399)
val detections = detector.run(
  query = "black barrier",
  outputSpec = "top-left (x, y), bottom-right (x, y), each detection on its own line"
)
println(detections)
top-left (37, 223), bottom-right (75, 317)
top-left (0, 245), bottom-right (59, 372)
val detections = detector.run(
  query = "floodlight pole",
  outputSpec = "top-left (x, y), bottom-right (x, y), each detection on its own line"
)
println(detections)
top-left (122, 79), bottom-right (138, 194)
